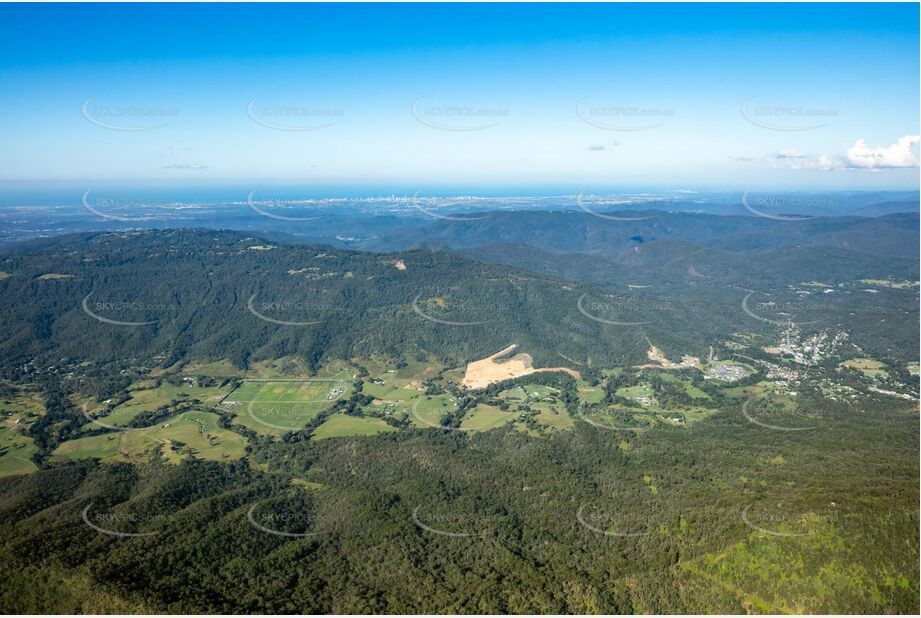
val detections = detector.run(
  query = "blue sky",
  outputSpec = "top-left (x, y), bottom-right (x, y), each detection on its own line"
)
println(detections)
top-left (0, 3), bottom-right (918, 190)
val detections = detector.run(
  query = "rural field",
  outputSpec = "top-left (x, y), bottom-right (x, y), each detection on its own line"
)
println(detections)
top-left (52, 411), bottom-right (246, 463)
top-left (224, 372), bottom-right (353, 434)
top-left (0, 388), bottom-right (44, 476)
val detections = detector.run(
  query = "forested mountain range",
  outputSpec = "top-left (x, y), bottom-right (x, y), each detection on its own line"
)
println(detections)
top-left (357, 210), bottom-right (919, 260)
top-left (0, 224), bottom-right (916, 380)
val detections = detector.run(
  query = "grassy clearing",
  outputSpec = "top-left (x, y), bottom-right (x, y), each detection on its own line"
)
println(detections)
top-left (460, 404), bottom-right (521, 432)
top-left (532, 405), bottom-right (574, 431)
top-left (0, 425), bottom-right (38, 476)
top-left (841, 358), bottom-right (887, 378)
top-left (52, 411), bottom-right (246, 463)
top-left (180, 359), bottom-right (244, 377)
top-left (499, 384), bottom-right (559, 402)
top-left (577, 383), bottom-right (606, 404)
top-left (441, 367), bottom-right (467, 384)
top-left (0, 389), bottom-right (44, 416)
top-left (247, 357), bottom-right (344, 379)
top-left (363, 382), bottom-right (419, 401)
top-left (578, 408), bottom-right (654, 431)
top-left (722, 380), bottom-right (789, 402)
top-left (0, 388), bottom-right (45, 476)
top-left (240, 402), bottom-right (326, 434)
top-left (659, 373), bottom-right (711, 399)
top-left (84, 382), bottom-right (232, 429)
top-left (617, 384), bottom-right (655, 404)
top-left (408, 395), bottom-right (456, 428)
top-left (393, 358), bottom-right (443, 381)
top-left (361, 359), bottom-right (438, 401)
top-left (312, 414), bottom-right (397, 440)
top-left (366, 401), bottom-right (414, 419)
top-left (653, 406), bottom-right (715, 426)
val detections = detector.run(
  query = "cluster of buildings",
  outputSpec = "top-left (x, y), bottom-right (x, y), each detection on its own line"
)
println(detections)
top-left (704, 364), bottom-right (749, 382)
top-left (327, 387), bottom-right (344, 400)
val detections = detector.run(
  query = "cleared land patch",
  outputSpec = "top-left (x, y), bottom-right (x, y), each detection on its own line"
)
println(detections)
top-left (532, 405), bottom-right (573, 431)
top-left (460, 404), bottom-right (522, 431)
top-left (409, 395), bottom-right (457, 429)
top-left (577, 382), bottom-right (606, 404)
top-left (83, 381), bottom-right (232, 429)
top-left (52, 411), bottom-right (246, 463)
top-left (841, 358), bottom-right (887, 378)
top-left (462, 344), bottom-right (580, 389)
top-left (0, 425), bottom-right (38, 476)
top-left (0, 388), bottom-right (45, 476)
top-left (312, 414), bottom-right (397, 440)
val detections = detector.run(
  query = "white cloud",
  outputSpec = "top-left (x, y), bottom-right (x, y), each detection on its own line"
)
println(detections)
top-left (845, 135), bottom-right (920, 169)
top-left (163, 163), bottom-right (209, 170)
top-left (769, 149), bottom-right (839, 170)
top-left (768, 135), bottom-right (920, 171)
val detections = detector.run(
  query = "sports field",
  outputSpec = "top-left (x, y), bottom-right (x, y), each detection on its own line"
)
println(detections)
top-left (226, 378), bottom-right (351, 434)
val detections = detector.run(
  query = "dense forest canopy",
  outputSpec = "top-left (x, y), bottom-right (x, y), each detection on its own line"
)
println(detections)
top-left (0, 225), bottom-right (917, 613)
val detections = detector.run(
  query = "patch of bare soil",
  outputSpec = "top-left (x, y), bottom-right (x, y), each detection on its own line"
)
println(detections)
top-left (462, 344), bottom-right (580, 389)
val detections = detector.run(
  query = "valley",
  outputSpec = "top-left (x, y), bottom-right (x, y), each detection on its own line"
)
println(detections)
top-left (0, 221), bottom-right (916, 614)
